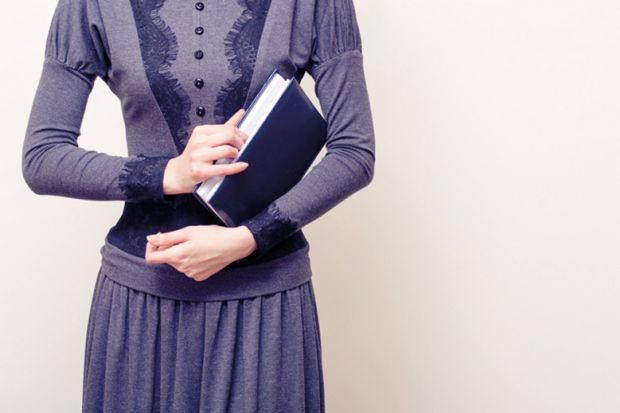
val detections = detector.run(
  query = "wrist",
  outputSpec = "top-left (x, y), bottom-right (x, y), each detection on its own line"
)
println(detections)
top-left (234, 225), bottom-right (258, 258)
top-left (163, 156), bottom-right (184, 195)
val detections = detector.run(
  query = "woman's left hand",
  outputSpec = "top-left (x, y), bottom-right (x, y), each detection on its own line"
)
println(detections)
top-left (144, 225), bottom-right (257, 282)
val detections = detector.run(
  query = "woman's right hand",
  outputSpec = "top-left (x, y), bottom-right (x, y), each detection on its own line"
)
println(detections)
top-left (162, 108), bottom-right (250, 195)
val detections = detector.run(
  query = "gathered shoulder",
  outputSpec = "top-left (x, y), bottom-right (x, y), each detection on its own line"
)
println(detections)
top-left (307, 0), bottom-right (363, 73)
top-left (44, 0), bottom-right (110, 81)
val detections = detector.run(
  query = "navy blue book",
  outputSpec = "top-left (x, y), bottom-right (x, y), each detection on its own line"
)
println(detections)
top-left (192, 60), bottom-right (328, 227)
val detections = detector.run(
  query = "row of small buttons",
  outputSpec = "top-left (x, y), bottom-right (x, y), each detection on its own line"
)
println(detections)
top-left (195, 2), bottom-right (205, 117)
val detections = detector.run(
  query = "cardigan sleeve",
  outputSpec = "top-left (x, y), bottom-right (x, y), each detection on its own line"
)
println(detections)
top-left (238, 0), bottom-right (375, 258)
top-left (22, 0), bottom-right (174, 202)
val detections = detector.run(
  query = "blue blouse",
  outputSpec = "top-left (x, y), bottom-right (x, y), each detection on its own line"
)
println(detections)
top-left (22, 0), bottom-right (375, 301)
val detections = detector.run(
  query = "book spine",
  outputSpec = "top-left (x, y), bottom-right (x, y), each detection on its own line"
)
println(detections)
top-left (191, 184), bottom-right (229, 226)
top-left (241, 66), bottom-right (280, 115)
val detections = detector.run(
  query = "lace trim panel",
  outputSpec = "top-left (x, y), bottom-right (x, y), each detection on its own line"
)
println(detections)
top-left (118, 154), bottom-right (171, 202)
top-left (214, 0), bottom-right (272, 123)
top-left (129, 0), bottom-right (192, 153)
top-left (239, 202), bottom-right (298, 259)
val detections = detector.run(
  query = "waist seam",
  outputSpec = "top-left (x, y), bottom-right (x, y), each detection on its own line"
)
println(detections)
top-left (99, 235), bottom-right (313, 302)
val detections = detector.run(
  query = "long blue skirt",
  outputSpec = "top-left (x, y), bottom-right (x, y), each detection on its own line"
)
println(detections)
top-left (82, 267), bottom-right (325, 412)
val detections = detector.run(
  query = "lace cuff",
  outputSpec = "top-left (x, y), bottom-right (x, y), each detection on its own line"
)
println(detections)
top-left (118, 154), bottom-right (172, 202)
top-left (239, 202), bottom-right (299, 259)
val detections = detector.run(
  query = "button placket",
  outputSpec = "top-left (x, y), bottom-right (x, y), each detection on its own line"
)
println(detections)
top-left (194, 1), bottom-right (206, 118)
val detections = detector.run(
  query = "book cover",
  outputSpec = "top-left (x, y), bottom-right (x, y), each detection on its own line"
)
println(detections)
top-left (192, 59), bottom-right (328, 227)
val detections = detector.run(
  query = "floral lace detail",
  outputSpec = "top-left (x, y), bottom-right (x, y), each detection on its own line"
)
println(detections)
top-left (129, 0), bottom-right (192, 153)
top-left (239, 202), bottom-right (298, 258)
top-left (118, 154), bottom-right (171, 202)
top-left (214, 0), bottom-right (272, 123)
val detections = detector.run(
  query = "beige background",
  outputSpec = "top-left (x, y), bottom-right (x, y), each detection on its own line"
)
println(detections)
top-left (2, 0), bottom-right (620, 412)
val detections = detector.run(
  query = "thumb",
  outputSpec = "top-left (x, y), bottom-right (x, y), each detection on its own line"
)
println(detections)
top-left (225, 108), bottom-right (245, 126)
top-left (146, 228), bottom-right (189, 248)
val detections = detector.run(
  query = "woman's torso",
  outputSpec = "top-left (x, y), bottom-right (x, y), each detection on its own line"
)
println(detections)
top-left (98, 0), bottom-right (316, 265)
top-left (82, 0), bottom-right (320, 300)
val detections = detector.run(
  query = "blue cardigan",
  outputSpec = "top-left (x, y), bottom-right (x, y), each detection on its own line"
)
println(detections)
top-left (22, 0), bottom-right (375, 301)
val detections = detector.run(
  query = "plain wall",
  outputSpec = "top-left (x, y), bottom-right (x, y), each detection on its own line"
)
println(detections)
top-left (2, 1), bottom-right (620, 412)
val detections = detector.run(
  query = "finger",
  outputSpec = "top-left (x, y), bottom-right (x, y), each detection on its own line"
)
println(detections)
top-left (145, 240), bottom-right (171, 264)
top-left (145, 243), bottom-right (184, 266)
top-left (238, 129), bottom-right (249, 145)
top-left (192, 118), bottom-right (243, 140)
top-left (192, 144), bottom-right (240, 163)
top-left (213, 129), bottom-right (246, 151)
top-left (146, 239), bottom-right (167, 252)
top-left (205, 161), bottom-right (249, 177)
top-left (145, 240), bottom-right (157, 261)
top-left (145, 240), bottom-right (168, 264)
top-left (236, 128), bottom-right (249, 145)
top-left (147, 228), bottom-right (189, 248)
top-left (189, 161), bottom-right (248, 181)
top-left (192, 129), bottom-right (245, 151)
top-left (224, 108), bottom-right (245, 126)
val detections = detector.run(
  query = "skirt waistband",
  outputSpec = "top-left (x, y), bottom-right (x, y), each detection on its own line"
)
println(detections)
top-left (99, 236), bottom-right (313, 302)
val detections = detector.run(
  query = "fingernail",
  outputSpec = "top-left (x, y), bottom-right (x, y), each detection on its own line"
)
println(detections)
top-left (147, 232), bottom-right (160, 240)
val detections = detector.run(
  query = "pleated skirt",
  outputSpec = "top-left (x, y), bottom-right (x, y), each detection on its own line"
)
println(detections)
top-left (82, 267), bottom-right (325, 413)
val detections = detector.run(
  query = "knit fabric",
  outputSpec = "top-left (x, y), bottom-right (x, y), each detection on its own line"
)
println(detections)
top-left (23, 0), bottom-right (373, 410)
top-left (23, 0), bottom-right (375, 300)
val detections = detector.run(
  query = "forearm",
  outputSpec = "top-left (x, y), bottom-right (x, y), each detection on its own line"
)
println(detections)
top-left (239, 51), bottom-right (375, 257)
top-left (22, 57), bottom-right (173, 202)
top-left (241, 150), bottom-right (373, 255)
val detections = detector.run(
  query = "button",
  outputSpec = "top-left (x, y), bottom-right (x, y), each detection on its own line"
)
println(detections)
top-left (194, 78), bottom-right (204, 89)
top-left (196, 106), bottom-right (206, 117)
top-left (195, 2), bottom-right (204, 10)
top-left (194, 50), bottom-right (204, 60)
top-left (195, 26), bottom-right (204, 35)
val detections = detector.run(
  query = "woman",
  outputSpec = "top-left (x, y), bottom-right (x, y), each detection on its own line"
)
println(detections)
top-left (22, 0), bottom-right (375, 411)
